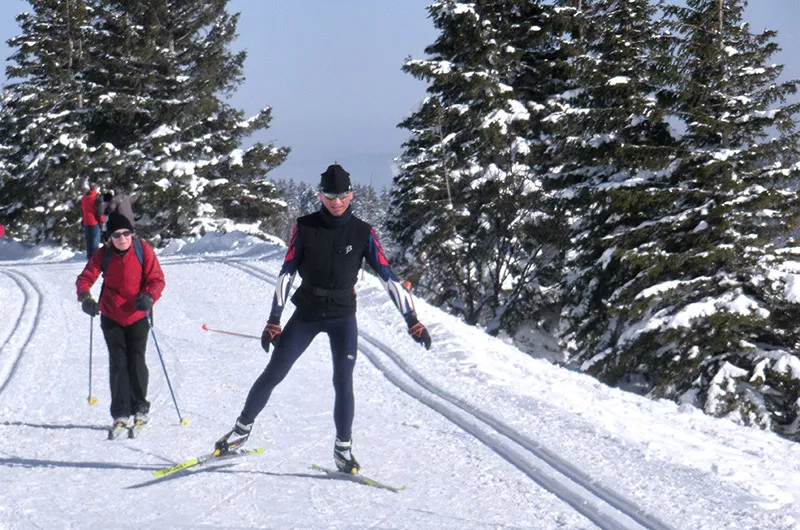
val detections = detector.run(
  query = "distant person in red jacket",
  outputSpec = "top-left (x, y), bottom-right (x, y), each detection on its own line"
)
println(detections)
top-left (80, 183), bottom-right (105, 260)
top-left (76, 212), bottom-right (166, 437)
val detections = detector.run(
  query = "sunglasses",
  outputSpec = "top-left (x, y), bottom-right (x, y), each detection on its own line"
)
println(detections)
top-left (110, 230), bottom-right (133, 239)
top-left (321, 191), bottom-right (351, 200)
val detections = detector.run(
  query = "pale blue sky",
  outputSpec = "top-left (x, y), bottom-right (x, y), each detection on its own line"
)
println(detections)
top-left (1, 1), bottom-right (798, 189)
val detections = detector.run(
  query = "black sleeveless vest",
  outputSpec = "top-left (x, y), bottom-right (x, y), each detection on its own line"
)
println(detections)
top-left (290, 206), bottom-right (371, 318)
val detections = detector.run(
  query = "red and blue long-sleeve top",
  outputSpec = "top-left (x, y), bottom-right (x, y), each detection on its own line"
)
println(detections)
top-left (269, 206), bottom-right (414, 320)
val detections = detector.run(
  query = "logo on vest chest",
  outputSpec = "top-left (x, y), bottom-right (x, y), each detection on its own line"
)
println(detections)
top-left (338, 244), bottom-right (353, 255)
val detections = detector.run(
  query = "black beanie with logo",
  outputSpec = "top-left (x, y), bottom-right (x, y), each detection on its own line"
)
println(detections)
top-left (319, 164), bottom-right (352, 193)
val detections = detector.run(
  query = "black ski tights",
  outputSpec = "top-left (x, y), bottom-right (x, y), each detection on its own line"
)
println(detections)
top-left (241, 312), bottom-right (358, 440)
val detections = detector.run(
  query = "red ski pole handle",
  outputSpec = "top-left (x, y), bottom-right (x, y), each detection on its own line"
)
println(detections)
top-left (403, 281), bottom-right (417, 312)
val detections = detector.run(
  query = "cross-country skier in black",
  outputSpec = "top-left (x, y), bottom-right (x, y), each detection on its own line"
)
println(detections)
top-left (214, 164), bottom-right (432, 473)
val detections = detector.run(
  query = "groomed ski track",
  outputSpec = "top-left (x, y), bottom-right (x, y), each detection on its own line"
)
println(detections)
top-left (0, 269), bottom-right (43, 396)
top-left (220, 258), bottom-right (673, 530)
top-left (0, 250), bottom-right (786, 529)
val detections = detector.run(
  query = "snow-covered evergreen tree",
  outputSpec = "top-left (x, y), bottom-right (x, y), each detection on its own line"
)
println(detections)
top-left (559, 0), bottom-right (800, 433)
top-left (545, 0), bottom-right (678, 368)
top-left (350, 183), bottom-right (389, 239)
top-left (0, 0), bottom-right (94, 244)
top-left (0, 0), bottom-right (288, 245)
top-left (391, 0), bottom-right (565, 335)
top-left (83, 0), bottom-right (289, 242)
top-left (651, 0), bottom-right (800, 432)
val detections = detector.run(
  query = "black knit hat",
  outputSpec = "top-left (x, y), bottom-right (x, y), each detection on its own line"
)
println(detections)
top-left (319, 164), bottom-right (352, 193)
top-left (107, 212), bottom-right (134, 235)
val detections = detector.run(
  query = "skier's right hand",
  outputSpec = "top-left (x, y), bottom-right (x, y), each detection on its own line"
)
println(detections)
top-left (79, 292), bottom-right (100, 317)
top-left (261, 316), bottom-right (281, 353)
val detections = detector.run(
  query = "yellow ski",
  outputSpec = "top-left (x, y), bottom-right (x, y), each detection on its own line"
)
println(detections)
top-left (311, 463), bottom-right (406, 493)
top-left (153, 448), bottom-right (264, 478)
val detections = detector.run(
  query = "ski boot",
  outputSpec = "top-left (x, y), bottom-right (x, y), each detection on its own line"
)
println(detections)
top-left (215, 417), bottom-right (252, 455)
top-left (128, 411), bottom-right (149, 438)
top-left (108, 417), bottom-right (129, 440)
top-left (334, 437), bottom-right (360, 474)
top-left (133, 411), bottom-right (149, 426)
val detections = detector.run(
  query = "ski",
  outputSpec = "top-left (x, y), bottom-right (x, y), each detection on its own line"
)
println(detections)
top-left (152, 447), bottom-right (264, 478)
top-left (311, 464), bottom-right (406, 493)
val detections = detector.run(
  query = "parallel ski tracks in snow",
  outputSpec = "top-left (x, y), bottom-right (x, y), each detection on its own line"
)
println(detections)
top-left (218, 259), bottom-right (676, 530)
top-left (0, 254), bottom-right (675, 528)
top-left (0, 268), bottom-right (43, 396)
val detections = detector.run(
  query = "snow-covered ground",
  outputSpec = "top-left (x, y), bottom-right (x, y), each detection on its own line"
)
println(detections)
top-left (1, 232), bottom-right (799, 529)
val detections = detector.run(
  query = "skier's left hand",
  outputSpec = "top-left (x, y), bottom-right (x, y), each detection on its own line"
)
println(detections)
top-left (404, 312), bottom-right (431, 350)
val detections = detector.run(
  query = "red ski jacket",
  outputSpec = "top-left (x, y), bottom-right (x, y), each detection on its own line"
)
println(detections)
top-left (81, 190), bottom-right (103, 226)
top-left (76, 239), bottom-right (165, 326)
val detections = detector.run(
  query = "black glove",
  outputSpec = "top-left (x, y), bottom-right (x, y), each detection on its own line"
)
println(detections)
top-left (79, 292), bottom-right (100, 317)
top-left (404, 312), bottom-right (431, 350)
top-left (261, 315), bottom-right (282, 353)
top-left (134, 292), bottom-right (154, 312)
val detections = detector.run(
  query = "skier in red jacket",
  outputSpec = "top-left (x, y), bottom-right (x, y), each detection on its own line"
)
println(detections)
top-left (80, 183), bottom-right (105, 260)
top-left (76, 212), bottom-right (166, 437)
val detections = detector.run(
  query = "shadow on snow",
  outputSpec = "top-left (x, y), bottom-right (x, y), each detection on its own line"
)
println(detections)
top-left (0, 420), bottom-right (108, 432)
top-left (127, 466), bottom-right (371, 490)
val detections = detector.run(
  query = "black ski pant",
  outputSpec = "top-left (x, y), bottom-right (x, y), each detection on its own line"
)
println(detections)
top-left (240, 312), bottom-right (358, 441)
top-left (101, 315), bottom-right (150, 420)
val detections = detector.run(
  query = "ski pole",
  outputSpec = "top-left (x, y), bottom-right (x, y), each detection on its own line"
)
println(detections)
top-left (148, 314), bottom-right (190, 426)
top-left (201, 323), bottom-right (260, 340)
top-left (87, 316), bottom-right (98, 405)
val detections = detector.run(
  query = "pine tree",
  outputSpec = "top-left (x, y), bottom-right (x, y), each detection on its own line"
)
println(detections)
top-left (546, 0), bottom-right (679, 366)
top-left (0, 0), bottom-right (289, 246)
top-left (265, 178), bottom-right (304, 242)
top-left (84, 0), bottom-right (288, 242)
top-left (559, 0), bottom-right (800, 434)
top-left (0, 0), bottom-right (93, 244)
top-left (646, 0), bottom-right (800, 432)
top-left (391, 0), bottom-right (566, 334)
